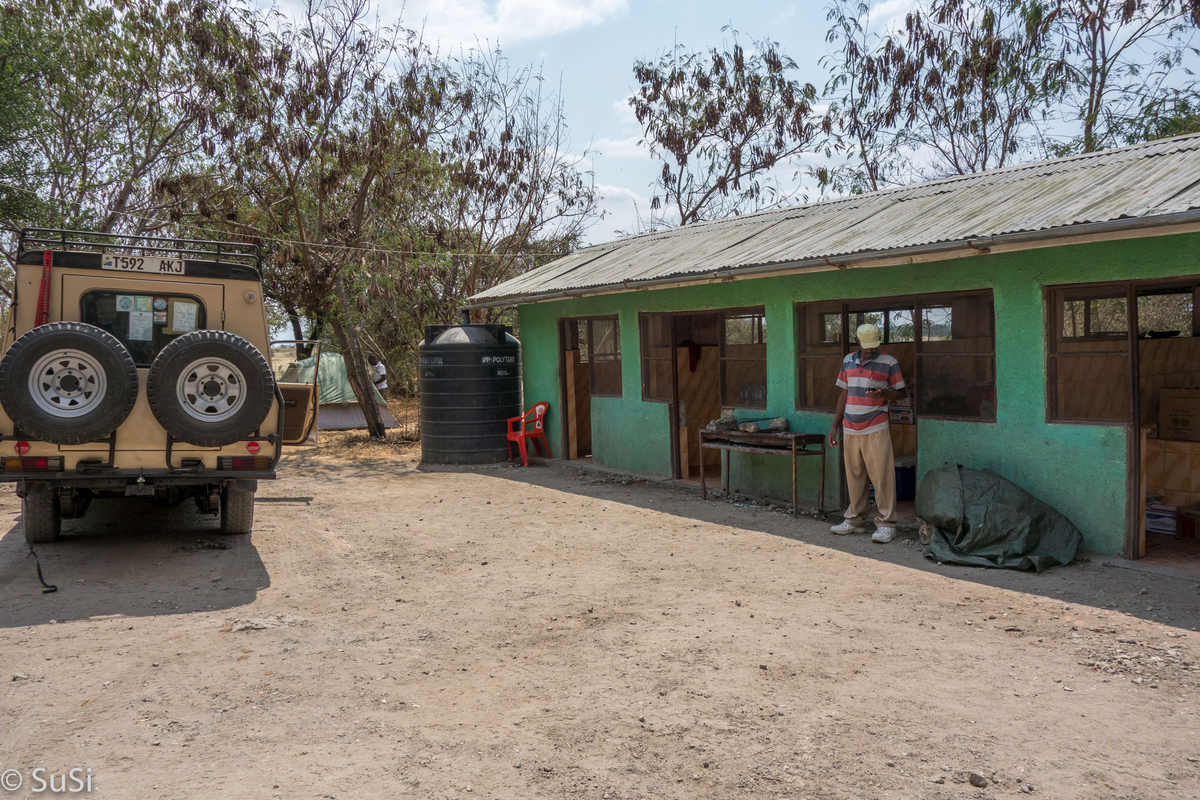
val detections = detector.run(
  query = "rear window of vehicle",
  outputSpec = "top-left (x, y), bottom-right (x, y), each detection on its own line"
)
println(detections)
top-left (81, 291), bottom-right (207, 367)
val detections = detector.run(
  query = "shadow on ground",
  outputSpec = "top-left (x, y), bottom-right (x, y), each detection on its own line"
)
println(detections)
top-left (0, 496), bottom-right (269, 628)
top-left (430, 458), bottom-right (1200, 632)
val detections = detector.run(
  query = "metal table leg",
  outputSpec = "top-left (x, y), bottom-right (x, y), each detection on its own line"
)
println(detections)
top-left (791, 439), bottom-right (798, 517)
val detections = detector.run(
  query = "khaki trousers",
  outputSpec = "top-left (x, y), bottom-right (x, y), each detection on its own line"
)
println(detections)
top-left (842, 427), bottom-right (897, 527)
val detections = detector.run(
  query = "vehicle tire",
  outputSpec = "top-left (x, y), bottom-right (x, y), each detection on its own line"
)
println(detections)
top-left (219, 485), bottom-right (254, 535)
top-left (146, 330), bottom-right (275, 447)
top-left (22, 483), bottom-right (62, 544)
top-left (0, 322), bottom-right (138, 445)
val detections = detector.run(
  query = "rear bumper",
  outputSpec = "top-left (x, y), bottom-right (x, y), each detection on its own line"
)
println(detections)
top-left (0, 470), bottom-right (276, 488)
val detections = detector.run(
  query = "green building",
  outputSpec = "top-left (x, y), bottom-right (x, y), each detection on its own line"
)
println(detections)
top-left (466, 135), bottom-right (1200, 560)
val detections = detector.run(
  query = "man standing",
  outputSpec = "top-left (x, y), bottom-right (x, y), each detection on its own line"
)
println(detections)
top-left (368, 353), bottom-right (388, 394)
top-left (827, 323), bottom-right (907, 543)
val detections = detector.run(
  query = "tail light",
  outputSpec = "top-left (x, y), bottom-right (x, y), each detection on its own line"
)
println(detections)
top-left (4, 456), bottom-right (64, 473)
top-left (217, 456), bottom-right (269, 471)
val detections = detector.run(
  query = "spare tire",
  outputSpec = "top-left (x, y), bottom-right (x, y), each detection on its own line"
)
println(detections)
top-left (0, 322), bottom-right (139, 445)
top-left (146, 330), bottom-right (275, 447)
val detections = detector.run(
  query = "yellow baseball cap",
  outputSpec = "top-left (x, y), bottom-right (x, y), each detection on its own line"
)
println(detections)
top-left (856, 323), bottom-right (882, 349)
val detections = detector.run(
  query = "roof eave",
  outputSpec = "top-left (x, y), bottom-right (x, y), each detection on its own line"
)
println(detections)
top-left (462, 210), bottom-right (1200, 310)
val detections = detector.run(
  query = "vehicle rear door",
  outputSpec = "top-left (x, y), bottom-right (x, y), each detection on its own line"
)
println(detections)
top-left (58, 273), bottom-right (225, 452)
top-left (270, 340), bottom-right (321, 445)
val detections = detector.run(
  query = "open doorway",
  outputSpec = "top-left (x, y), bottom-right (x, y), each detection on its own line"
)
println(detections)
top-left (672, 313), bottom-right (722, 481)
top-left (559, 316), bottom-right (622, 462)
top-left (640, 309), bottom-right (767, 482)
top-left (560, 318), bottom-right (593, 460)
top-left (1048, 278), bottom-right (1200, 567)
top-left (1137, 284), bottom-right (1200, 567)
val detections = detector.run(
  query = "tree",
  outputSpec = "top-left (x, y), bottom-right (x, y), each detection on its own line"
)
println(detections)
top-left (1119, 86), bottom-right (1200, 141)
top-left (316, 47), bottom-right (599, 386)
top-left (0, 0), bottom-right (246, 241)
top-left (413, 47), bottom-right (597, 325)
top-left (821, 1), bottom-right (908, 193)
top-left (1045, 0), bottom-right (1200, 154)
top-left (821, 0), bottom-right (1200, 181)
top-left (0, 2), bottom-right (52, 236)
top-left (162, 0), bottom-right (459, 438)
top-left (822, 0), bottom-right (1061, 187)
top-left (630, 31), bottom-right (821, 226)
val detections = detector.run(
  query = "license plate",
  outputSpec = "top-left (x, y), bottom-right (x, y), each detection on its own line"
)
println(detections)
top-left (101, 254), bottom-right (185, 275)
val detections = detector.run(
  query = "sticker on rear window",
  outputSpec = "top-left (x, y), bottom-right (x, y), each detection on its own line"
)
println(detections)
top-left (128, 311), bottom-right (153, 341)
top-left (169, 300), bottom-right (197, 333)
top-left (116, 295), bottom-right (135, 313)
top-left (134, 296), bottom-right (152, 312)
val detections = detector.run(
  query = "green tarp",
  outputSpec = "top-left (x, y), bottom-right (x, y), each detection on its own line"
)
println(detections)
top-left (278, 351), bottom-right (397, 430)
top-left (918, 465), bottom-right (1082, 572)
top-left (280, 352), bottom-right (387, 406)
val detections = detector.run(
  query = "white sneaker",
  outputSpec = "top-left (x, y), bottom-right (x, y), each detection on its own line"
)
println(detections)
top-left (830, 520), bottom-right (865, 535)
top-left (871, 526), bottom-right (897, 543)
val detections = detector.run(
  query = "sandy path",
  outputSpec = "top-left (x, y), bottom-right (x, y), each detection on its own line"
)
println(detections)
top-left (1, 452), bottom-right (1198, 799)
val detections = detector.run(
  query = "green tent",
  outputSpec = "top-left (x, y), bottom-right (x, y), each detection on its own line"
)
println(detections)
top-left (280, 352), bottom-right (397, 431)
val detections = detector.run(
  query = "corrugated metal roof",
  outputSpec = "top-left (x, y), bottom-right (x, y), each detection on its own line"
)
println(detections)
top-left (469, 133), bottom-right (1200, 306)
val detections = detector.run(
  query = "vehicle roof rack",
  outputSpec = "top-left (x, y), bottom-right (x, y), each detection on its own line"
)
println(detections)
top-left (18, 228), bottom-right (261, 272)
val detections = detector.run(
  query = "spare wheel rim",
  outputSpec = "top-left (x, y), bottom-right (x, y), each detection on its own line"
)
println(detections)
top-left (177, 356), bottom-right (248, 423)
top-left (28, 348), bottom-right (109, 419)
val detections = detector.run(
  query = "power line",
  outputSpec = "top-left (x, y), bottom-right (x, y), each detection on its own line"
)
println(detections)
top-left (0, 181), bottom-right (567, 261)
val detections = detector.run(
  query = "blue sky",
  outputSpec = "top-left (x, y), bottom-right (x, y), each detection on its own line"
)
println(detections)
top-left (379, 0), bottom-right (911, 243)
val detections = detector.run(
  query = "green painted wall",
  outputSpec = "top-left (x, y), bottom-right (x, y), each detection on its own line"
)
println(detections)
top-left (516, 231), bottom-right (1200, 555)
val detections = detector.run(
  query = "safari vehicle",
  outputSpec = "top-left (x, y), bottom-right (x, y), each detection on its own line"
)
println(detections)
top-left (0, 229), bottom-right (320, 543)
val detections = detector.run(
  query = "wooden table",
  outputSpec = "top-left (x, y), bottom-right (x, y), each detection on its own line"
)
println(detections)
top-left (698, 429), bottom-right (826, 515)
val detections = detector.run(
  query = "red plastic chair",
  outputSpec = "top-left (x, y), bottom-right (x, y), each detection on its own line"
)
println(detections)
top-left (507, 401), bottom-right (551, 466)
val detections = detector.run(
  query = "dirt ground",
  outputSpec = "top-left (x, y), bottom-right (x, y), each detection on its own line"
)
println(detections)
top-left (2, 447), bottom-right (1200, 800)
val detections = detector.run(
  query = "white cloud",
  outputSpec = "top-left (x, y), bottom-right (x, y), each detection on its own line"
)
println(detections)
top-left (389, 0), bottom-right (630, 48)
top-left (593, 183), bottom-right (655, 241)
top-left (864, 0), bottom-right (920, 34)
top-left (772, 4), bottom-right (797, 27)
top-left (591, 134), bottom-right (647, 159)
top-left (612, 96), bottom-right (639, 127)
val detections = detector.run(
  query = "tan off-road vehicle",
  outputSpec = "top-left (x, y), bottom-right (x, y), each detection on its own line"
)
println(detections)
top-left (0, 229), bottom-right (319, 543)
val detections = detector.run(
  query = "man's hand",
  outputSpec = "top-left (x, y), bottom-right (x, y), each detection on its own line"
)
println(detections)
top-left (828, 427), bottom-right (839, 448)
top-left (868, 387), bottom-right (905, 402)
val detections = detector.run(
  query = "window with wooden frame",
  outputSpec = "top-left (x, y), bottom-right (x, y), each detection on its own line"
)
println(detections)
top-left (720, 308), bottom-right (767, 409)
top-left (797, 301), bottom-right (844, 410)
top-left (563, 316), bottom-right (623, 397)
top-left (1047, 279), bottom-right (1200, 425)
top-left (1047, 284), bottom-right (1132, 423)
top-left (796, 291), bottom-right (996, 420)
top-left (914, 294), bottom-right (996, 420)
top-left (639, 313), bottom-right (672, 401)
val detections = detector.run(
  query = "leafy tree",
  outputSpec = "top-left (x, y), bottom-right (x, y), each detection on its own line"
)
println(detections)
top-left (0, 3), bottom-right (52, 235)
top-left (162, 0), bottom-right (460, 438)
top-left (0, 0), bottom-right (245, 240)
top-left (408, 48), bottom-right (597, 326)
top-left (822, 0), bottom-right (1061, 187)
top-left (1046, 0), bottom-right (1200, 154)
top-left (822, 0), bottom-right (1200, 182)
top-left (1120, 87), bottom-right (1200, 141)
top-left (630, 31), bottom-right (820, 225)
top-left (821, 2), bottom-right (909, 193)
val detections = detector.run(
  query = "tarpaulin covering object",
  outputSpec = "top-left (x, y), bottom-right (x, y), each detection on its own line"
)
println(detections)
top-left (280, 352), bottom-right (396, 431)
top-left (918, 466), bottom-right (1081, 572)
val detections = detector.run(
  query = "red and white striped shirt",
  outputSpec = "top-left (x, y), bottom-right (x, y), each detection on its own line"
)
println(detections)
top-left (835, 350), bottom-right (906, 435)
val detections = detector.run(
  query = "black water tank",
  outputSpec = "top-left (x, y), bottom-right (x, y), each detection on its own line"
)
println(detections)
top-left (419, 324), bottom-right (522, 464)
